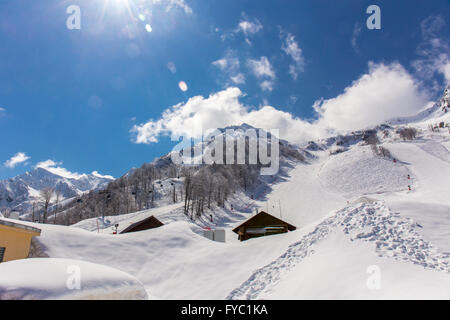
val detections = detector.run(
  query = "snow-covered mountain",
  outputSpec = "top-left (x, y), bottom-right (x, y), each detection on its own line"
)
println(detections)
top-left (0, 167), bottom-right (114, 214)
top-left (1, 87), bottom-right (450, 300)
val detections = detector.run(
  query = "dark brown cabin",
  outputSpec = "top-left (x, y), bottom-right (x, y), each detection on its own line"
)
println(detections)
top-left (120, 216), bottom-right (164, 234)
top-left (232, 211), bottom-right (296, 241)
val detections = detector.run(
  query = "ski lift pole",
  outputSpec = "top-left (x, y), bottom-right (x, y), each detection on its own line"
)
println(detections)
top-left (279, 199), bottom-right (282, 219)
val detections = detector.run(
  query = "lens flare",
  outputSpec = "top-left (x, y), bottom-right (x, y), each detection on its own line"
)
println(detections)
top-left (178, 81), bottom-right (188, 92)
top-left (145, 24), bottom-right (152, 32)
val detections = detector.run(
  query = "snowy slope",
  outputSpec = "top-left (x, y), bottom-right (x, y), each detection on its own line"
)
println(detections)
top-left (1, 88), bottom-right (449, 300)
top-left (318, 146), bottom-right (411, 197)
top-left (24, 126), bottom-right (450, 299)
top-left (227, 201), bottom-right (450, 299)
top-left (6, 218), bottom-right (300, 299)
top-left (227, 110), bottom-right (450, 299)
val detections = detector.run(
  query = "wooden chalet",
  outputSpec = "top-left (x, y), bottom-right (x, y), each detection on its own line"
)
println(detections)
top-left (232, 211), bottom-right (296, 241)
top-left (120, 216), bottom-right (164, 234)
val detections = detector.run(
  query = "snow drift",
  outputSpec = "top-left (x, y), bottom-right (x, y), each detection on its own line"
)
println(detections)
top-left (0, 258), bottom-right (148, 300)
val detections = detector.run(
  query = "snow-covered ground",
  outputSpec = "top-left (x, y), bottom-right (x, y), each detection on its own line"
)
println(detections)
top-left (1, 95), bottom-right (449, 299)
top-left (226, 123), bottom-right (450, 299)
top-left (0, 258), bottom-right (148, 300)
top-left (228, 201), bottom-right (450, 299)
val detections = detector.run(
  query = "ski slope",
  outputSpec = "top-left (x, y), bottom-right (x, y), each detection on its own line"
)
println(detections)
top-left (1, 105), bottom-right (449, 299)
top-left (252, 153), bottom-right (346, 227)
top-left (228, 129), bottom-right (450, 299)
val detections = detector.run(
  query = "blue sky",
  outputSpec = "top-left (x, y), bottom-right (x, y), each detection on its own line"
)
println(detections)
top-left (1, 0), bottom-right (449, 179)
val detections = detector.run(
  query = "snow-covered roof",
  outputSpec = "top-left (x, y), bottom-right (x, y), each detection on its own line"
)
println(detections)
top-left (0, 218), bottom-right (41, 235)
top-left (0, 258), bottom-right (148, 300)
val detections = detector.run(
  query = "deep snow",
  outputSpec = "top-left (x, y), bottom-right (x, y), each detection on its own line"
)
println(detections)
top-left (0, 258), bottom-right (148, 300)
top-left (1, 102), bottom-right (449, 299)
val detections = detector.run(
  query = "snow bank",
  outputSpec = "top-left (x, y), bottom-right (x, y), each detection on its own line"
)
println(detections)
top-left (228, 201), bottom-right (450, 299)
top-left (319, 146), bottom-right (411, 196)
top-left (14, 219), bottom-right (301, 299)
top-left (0, 258), bottom-right (148, 300)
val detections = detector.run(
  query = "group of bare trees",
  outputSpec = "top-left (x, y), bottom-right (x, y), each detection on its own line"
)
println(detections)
top-left (56, 162), bottom-right (181, 225)
top-left (181, 164), bottom-right (257, 219)
top-left (363, 130), bottom-right (392, 159)
top-left (46, 136), bottom-right (304, 226)
top-left (18, 187), bottom-right (63, 224)
top-left (397, 127), bottom-right (418, 141)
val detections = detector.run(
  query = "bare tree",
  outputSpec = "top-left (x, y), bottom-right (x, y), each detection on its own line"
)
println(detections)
top-left (53, 192), bottom-right (61, 224)
top-left (32, 202), bottom-right (35, 222)
top-left (364, 131), bottom-right (380, 145)
top-left (40, 187), bottom-right (54, 223)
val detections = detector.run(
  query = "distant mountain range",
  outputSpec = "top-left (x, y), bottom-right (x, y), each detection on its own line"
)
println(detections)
top-left (0, 167), bottom-right (114, 214)
top-left (3, 86), bottom-right (448, 218)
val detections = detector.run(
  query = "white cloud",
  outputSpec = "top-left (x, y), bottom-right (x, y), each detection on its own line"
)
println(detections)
top-left (247, 56), bottom-right (276, 91)
top-left (236, 18), bottom-right (263, 36)
top-left (260, 80), bottom-right (274, 92)
top-left (230, 73), bottom-right (245, 84)
top-left (212, 58), bottom-right (228, 70)
top-left (247, 56), bottom-right (275, 79)
top-left (164, 0), bottom-right (192, 15)
top-left (131, 87), bottom-right (320, 143)
top-left (35, 160), bottom-right (84, 179)
top-left (351, 23), bottom-right (362, 53)
top-left (420, 15), bottom-right (445, 38)
top-left (313, 62), bottom-right (429, 131)
top-left (131, 62), bottom-right (430, 144)
top-left (441, 62), bottom-right (450, 84)
top-left (413, 15), bottom-right (450, 87)
top-left (4, 152), bottom-right (30, 168)
top-left (0, 107), bottom-right (5, 112)
top-left (212, 53), bottom-right (239, 73)
top-left (212, 50), bottom-right (245, 85)
top-left (281, 32), bottom-right (305, 80)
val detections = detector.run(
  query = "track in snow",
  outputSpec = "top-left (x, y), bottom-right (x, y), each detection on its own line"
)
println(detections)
top-left (227, 201), bottom-right (450, 300)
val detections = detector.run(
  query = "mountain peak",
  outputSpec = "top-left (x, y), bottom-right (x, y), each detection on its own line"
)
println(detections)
top-left (0, 166), bottom-right (114, 214)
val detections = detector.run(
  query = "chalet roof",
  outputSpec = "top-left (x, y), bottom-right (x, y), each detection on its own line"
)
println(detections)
top-left (232, 211), bottom-right (296, 233)
top-left (120, 215), bottom-right (164, 234)
top-left (0, 219), bottom-right (41, 235)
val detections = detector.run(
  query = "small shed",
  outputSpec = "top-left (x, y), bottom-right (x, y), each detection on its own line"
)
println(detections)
top-left (232, 211), bottom-right (296, 241)
top-left (203, 228), bottom-right (226, 243)
top-left (0, 219), bottom-right (41, 262)
top-left (119, 216), bottom-right (164, 234)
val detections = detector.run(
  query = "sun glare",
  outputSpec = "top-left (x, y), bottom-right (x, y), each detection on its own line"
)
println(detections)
top-left (100, 0), bottom-right (155, 34)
